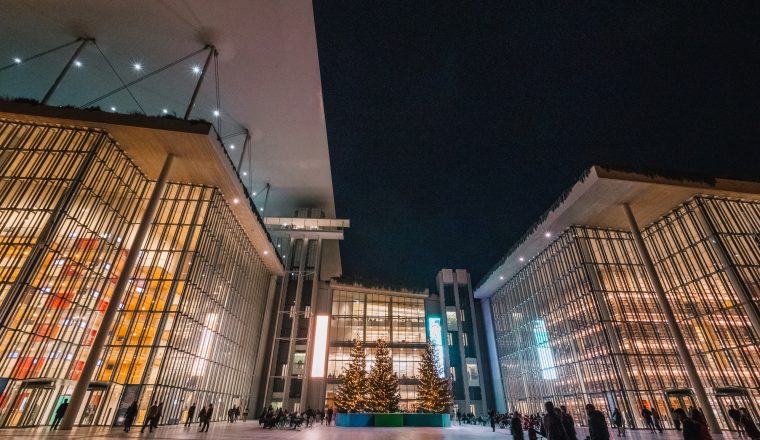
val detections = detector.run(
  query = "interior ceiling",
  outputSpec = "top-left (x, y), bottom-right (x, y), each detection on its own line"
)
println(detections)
top-left (0, 0), bottom-right (336, 218)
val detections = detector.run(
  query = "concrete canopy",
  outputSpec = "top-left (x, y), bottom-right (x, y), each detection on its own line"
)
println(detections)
top-left (0, 0), bottom-right (336, 219)
top-left (475, 166), bottom-right (760, 299)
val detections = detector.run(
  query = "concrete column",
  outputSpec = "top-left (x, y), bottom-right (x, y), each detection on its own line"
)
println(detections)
top-left (464, 272), bottom-right (487, 414)
top-left (262, 238), bottom-right (294, 407)
top-left (481, 298), bottom-right (507, 413)
top-left (60, 154), bottom-right (174, 430)
top-left (623, 203), bottom-right (721, 434)
top-left (694, 199), bottom-right (760, 340)
top-left (300, 238), bottom-right (322, 410)
top-left (577, 236), bottom-right (642, 428)
top-left (452, 274), bottom-right (471, 414)
top-left (249, 275), bottom-right (278, 413)
top-left (282, 238), bottom-right (308, 410)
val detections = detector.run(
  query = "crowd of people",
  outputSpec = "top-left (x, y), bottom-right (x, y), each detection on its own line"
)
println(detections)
top-left (478, 401), bottom-right (760, 440)
top-left (257, 405), bottom-right (335, 430)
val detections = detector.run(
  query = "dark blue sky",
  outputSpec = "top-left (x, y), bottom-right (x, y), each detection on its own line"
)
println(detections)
top-left (312, 1), bottom-right (760, 291)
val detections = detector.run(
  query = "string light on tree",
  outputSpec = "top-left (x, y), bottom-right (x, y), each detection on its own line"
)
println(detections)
top-left (334, 339), bottom-right (368, 413)
top-left (417, 339), bottom-right (453, 413)
top-left (366, 339), bottom-right (400, 413)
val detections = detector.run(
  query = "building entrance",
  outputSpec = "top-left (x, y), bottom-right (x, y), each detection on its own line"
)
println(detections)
top-left (665, 389), bottom-right (696, 413)
top-left (1, 380), bottom-right (59, 428)
top-left (715, 387), bottom-right (759, 431)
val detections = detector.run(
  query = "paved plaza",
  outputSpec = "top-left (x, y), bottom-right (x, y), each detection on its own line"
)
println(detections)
top-left (0, 422), bottom-right (743, 440)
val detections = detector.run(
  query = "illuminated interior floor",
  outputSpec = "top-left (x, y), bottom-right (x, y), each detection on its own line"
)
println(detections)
top-left (0, 421), bottom-right (744, 439)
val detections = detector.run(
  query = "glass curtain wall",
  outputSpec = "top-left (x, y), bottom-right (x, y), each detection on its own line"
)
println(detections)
top-left (327, 287), bottom-right (426, 410)
top-left (96, 185), bottom-right (272, 426)
top-left (0, 120), bottom-right (149, 428)
top-left (643, 196), bottom-right (760, 427)
top-left (0, 119), bottom-right (273, 427)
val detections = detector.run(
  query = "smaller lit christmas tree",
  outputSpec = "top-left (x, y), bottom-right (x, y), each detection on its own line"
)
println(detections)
top-left (334, 339), bottom-right (368, 413)
top-left (417, 339), bottom-right (453, 413)
top-left (366, 339), bottom-right (400, 413)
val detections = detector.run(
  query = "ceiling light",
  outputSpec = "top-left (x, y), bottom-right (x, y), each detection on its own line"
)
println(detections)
top-left (213, 110), bottom-right (220, 117)
top-left (74, 60), bottom-right (82, 67)
top-left (233, 198), bottom-right (239, 204)
top-left (192, 65), bottom-right (201, 74)
top-left (544, 232), bottom-right (551, 238)
top-left (263, 250), bottom-right (268, 255)
top-left (229, 144), bottom-right (235, 149)
top-left (242, 171), bottom-right (247, 176)
top-left (519, 257), bottom-right (525, 262)
top-left (133, 62), bottom-right (142, 71)
top-left (499, 276), bottom-right (504, 281)
top-left (110, 106), bottom-right (116, 112)
top-left (13, 57), bottom-right (21, 64)
top-left (259, 208), bottom-right (264, 212)
top-left (162, 109), bottom-right (168, 114)
top-left (252, 191), bottom-right (256, 196)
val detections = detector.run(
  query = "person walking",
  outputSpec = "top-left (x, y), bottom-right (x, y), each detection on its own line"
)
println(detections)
top-left (642, 407), bottom-right (656, 433)
top-left (652, 408), bottom-right (663, 433)
top-left (672, 407), bottom-right (682, 432)
top-left (124, 401), bottom-right (138, 432)
top-left (560, 406), bottom-right (577, 440)
top-left (729, 406), bottom-right (744, 436)
top-left (50, 399), bottom-right (69, 430)
top-left (152, 401), bottom-right (163, 431)
top-left (186, 402), bottom-right (196, 427)
top-left (512, 412), bottom-right (525, 440)
top-left (326, 406), bottom-right (334, 425)
top-left (586, 404), bottom-right (610, 440)
top-left (612, 408), bottom-right (625, 437)
top-left (541, 402), bottom-right (569, 440)
top-left (243, 407), bottom-right (249, 422)
top-left (141, 402), bottom-right (158, 433)
top-left (490, 411), bottom-right (497, 432)
top-left (198, 405), bottom-right (208, 432)
top-left (740, 408), bottom-right (760, 440)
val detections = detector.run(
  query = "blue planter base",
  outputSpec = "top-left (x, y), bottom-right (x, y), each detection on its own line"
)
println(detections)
top-left (336, 413), bottom-right (451, 427)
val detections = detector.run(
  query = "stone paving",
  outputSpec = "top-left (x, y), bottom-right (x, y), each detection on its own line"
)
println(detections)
top-left (0, 421), bottom-right (743, 440)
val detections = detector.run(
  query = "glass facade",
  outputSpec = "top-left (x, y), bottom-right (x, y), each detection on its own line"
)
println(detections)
top-left (0, 119), bottom-right (273, 428)
top-left (490, 196), bottom-right (760, 430)
top-left (326, 286), bottom-right (426, 411)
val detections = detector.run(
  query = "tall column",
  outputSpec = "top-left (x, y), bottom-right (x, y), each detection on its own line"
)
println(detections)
top-left (300, 238), bottom-right (322, 410)
top-left (249, 275), bottom-right (277, 414)
top-left (623, 203), bottom-right (721, 434)
top-left (694, 199), bottom-right (760, 340)
top-left (59, 154), bottom-right (174, 430)
top-left (464, 272), bottom-right (487, 414)
top-left (282, 238), bottom-right (309, 410)
top-left (452, 276), bottom-right (471, 414)
top-left (481, 299), bottom-right (507, 413)
top-left (263, 238), bottom-right (294, 407)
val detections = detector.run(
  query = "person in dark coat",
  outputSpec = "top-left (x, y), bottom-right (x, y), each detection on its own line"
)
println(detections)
top-left (186, 403), bottom-right (196, 427)
top-left (728, 406), bottom-right (743, 436)
top-left (124, 401), bottom-right (138, 432)
top-left (326, 406), bottom-right (334, 425)
top-left (642, 407), bottom-right (656, 433)
top-left (541, 402), bottom-right (568, 440)
top-left (151, 401), bottom-right (163, 430)
top-left (586, 404), bottom-right (610, 440)
top-left (560, 406), bottom-right (577, 440)
top-left (512, 412), bottom-right (525, 440)
top-left (672, 407), bottom-right (682, 432)
top-left (141, 402), bottom-right (158, 433)
top-left (612, 408), bottom-right (625, 437)
top-left (740, 408), bottom-right (760, 440)
top-left (51, 399), bottom-right (68, 430)
top-left (198, 405), bottom-right (208, 432)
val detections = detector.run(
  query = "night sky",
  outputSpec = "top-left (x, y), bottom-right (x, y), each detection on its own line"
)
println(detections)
top-left (312, 1), bottom-right (760, 291)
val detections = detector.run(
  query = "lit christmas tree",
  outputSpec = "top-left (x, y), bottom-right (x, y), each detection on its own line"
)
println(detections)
top-left (417, 339), bottom-right (453, 413)
top-left (366, 338), bottom-right (400, 413)
top-left (334, 338), bottom-right (368, 412)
